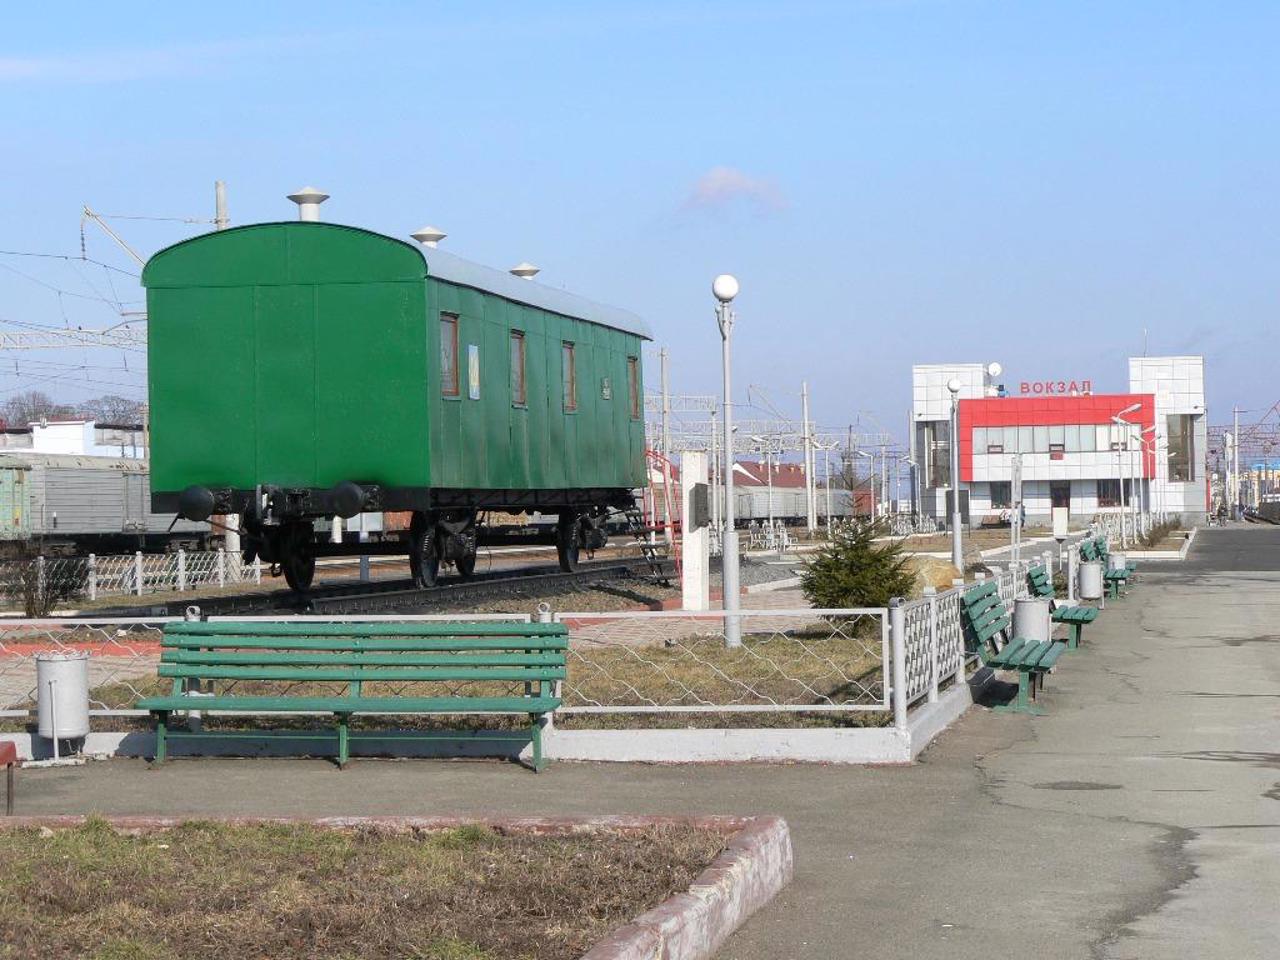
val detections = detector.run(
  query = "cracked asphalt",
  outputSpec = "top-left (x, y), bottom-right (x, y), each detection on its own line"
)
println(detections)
top-left (10, 527), bottom-right (1280, 958)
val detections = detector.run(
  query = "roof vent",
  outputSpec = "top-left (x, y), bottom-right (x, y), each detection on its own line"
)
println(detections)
top-left (411, 225), bottom-right (446, 248)
top-left (287, 186), bottom-right (329, 222)
top-left (510, 261), bottom-right (540, 280)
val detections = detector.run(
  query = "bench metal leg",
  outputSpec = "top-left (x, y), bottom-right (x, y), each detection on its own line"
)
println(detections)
top-left (530, 714), bottom-right (545, 773)
top-left (5, 762), bottom-right (13, 816)
top-left (1067, 623), bottom-right (1081, 650)
top-left (153, 712), bottom-right (168, 765)
top-left (336, 716), bottom-right (350, 769)
top-left (994, 670), bottom-right (1046, 716)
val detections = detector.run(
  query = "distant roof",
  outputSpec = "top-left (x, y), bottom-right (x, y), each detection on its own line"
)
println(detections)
top-left (0, 452), bottom-right (147, 471)
top-left (418, 244), bottom-right (652, 340)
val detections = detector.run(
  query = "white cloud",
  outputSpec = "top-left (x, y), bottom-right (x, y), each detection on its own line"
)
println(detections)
top-left (682, 165), bottom-right (787, 216)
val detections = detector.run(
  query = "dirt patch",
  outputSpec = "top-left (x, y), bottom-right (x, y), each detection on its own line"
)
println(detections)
top-left (0, 818), bottom-right (726, 960)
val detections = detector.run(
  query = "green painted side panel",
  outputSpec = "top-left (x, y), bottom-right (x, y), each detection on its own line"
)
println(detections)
top-left (423, 277), bottom-right (646, 492)
top-left (148, 286), bottom-right (257, 491)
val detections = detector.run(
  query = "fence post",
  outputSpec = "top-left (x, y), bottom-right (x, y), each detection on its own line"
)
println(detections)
top-left (177, 549), bottom-right (187, 592)
top-left (952, 578), bottom-right (967, 686)
top-left (88, 553), bottom-right (97, 602)
top-left (217, 548), bottom-right (226, 589)
top-left (37, 555), bottom-right (46, 599)
top-left (924, 586), bottom-right (939, 704)
top-left (889, 597), bottom-right (908, 731)
top-left (1066, 548), bottom-right (1077, 603)
top-left (134, 551), bottom-right (143, 596)
top-left (254, 556), bottom-right (262, 584)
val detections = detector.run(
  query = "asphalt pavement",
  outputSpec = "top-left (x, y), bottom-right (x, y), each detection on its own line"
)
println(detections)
top-left (11, 526), bottom-right (1280, 959)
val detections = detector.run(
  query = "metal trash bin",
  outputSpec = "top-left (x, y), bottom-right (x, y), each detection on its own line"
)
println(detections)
top-left (1108, 552), bottom-right (1128, 572)
top-left (36, 650), bottom-right (90, 746)
top-left (1013, 597), bottom-right (1051, 642)
top-left (1078, 560), bottom-right (1104, 601)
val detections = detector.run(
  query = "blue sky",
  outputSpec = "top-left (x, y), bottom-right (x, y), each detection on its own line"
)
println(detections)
top-left (1, 1), bottom-right (1276, 439)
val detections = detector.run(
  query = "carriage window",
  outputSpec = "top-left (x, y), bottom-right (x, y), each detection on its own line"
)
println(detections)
top-left (510, 331), bottom-right (527, 406)
top-left (627, 356), bottom-right (641, 419)
top-left (440, 314), bottom-right (459, 397)
top-left (562, 341), bottom-right (577, 412)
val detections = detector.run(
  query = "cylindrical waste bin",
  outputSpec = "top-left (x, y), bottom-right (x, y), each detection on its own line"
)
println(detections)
top-left (36, 650), bottom-right (90, 741)
top-left (1013, 597), bottom-right (1051, 642)
top-left (1078, 560), bottom-right (1104, 600)
top-left (1108, 552), bottom-right (1128, 572)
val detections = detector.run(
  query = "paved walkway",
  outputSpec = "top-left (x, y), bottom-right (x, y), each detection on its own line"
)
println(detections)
top-left (10, 528), bottom-right (1280, 959)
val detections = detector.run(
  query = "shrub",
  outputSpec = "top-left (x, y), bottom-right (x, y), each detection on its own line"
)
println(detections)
top-left (800, 520), bottom-right (916, 608)
top-left (1138, 520), bottom-right (1179, 549)
top-left (0, 548), bottom-right (86, 617)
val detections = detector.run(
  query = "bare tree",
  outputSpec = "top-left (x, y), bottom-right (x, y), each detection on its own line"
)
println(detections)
top-left (1, 391), bottom-right (75, 429)
top-left (80, 394), bottom-right (146, 425)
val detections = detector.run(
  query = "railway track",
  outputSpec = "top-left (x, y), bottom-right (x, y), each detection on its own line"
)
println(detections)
top-left (91, 556), bottom-right (673, 618)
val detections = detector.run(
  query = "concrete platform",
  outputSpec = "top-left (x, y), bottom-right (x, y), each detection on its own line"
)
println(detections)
top-left (9, 527), bottom-right (1280, 959)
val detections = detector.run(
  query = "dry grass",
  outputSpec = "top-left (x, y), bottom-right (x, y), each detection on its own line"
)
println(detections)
top-left (0, 819), bottom-right (726, 960)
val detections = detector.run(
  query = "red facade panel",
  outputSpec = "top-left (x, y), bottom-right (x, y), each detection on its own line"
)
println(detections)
top-left (957, 394), bottom-right (1155, 481)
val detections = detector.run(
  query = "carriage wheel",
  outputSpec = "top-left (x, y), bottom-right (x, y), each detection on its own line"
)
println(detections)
top-left (409, 513), bottom-right (441, 588)
top-left (556, 514), bottom-right (581, 572)
top-left (280, 524), bottom-right (316, 592)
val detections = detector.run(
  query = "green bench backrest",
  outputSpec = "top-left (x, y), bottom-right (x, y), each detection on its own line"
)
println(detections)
top-left (1026, 565), bottom-right (1054, 598)
top-left (158, 621), bottom-right (568, 691)
top-left (960, 581), bottom-right (1011, 663)
top-left (1080, 540), bottom-right (1099, 561)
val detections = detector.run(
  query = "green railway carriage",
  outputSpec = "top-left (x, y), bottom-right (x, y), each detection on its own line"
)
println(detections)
top-left (142, 221), bottom-right (650, 590)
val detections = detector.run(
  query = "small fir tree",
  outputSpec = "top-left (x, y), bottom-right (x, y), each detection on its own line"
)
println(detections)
top-left (800, 520), bottom-right (916, 609)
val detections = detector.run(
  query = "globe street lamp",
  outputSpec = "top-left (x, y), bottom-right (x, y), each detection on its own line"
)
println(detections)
top-left (947, 378), bottom-right (964, 570)
top-left (714, 274), bottom-right (742, 648)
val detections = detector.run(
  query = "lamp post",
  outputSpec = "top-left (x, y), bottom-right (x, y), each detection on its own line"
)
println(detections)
top-left (714, 274), bottom-right (742, 648)
top-left (1111, 403), bottom-right (1142, 548)
top-left (947, 378), bottom-right (963, 570)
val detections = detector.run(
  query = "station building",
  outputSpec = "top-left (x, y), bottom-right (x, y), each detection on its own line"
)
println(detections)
top-left (911, 356), bottom-right (1207, 527)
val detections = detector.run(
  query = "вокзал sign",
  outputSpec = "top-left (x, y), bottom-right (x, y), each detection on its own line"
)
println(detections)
top-left (1019, 379), bottom-right (1092, 395)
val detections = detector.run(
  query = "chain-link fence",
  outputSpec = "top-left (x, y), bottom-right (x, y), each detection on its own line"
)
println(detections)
top-left (553, 608), bottom-right (888, 714)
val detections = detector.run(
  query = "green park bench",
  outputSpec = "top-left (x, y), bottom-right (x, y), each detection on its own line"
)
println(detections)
top-left (961, 581), bottom-right (1068, 715)
top-left (138, 620), bottom-right (567, 771)
top-left (1080, 539), bottom-right (1130, 600)
top-left (1096, 537), bottom-right (1138, 578)
top-left (1025, 564), bottom-right (1099, 649)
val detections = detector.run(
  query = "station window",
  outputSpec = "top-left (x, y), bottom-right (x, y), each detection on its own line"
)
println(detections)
top-left (510, 331), bottom-right (526, 406)
top-left (1168, 415), bottom-right (1194, 482)
top-left (562, 341), bottom-right (577, 412)
top-left (1097, 479), bottom-right (1122, 507)
top-left (627, 356), bottom-right (641, 419)
top-left (989, 481), bottom-right (1012, 508)
top-left (440, 314), bottom-right (459, 397)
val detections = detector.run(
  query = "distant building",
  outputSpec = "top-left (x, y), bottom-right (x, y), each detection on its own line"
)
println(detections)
top-left (0, 419), bottom-right (147, 459)
top-left (912, 356), bottom-right (1208, 526)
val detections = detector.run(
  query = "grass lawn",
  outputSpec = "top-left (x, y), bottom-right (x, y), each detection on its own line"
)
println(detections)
top-left (0, 819), bottom-right (726, 960)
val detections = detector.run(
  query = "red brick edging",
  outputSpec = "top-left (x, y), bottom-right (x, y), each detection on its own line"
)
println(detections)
top-left (0, 814), bottom-right (793, 960)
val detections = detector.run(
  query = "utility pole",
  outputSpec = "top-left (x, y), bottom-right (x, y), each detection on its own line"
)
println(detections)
top-left (660, 347), bottom-right (673, 545)
top-left (801, 381), bottom-right (816, 533)
top-left (1233, 404), bottom-right (1240, 518)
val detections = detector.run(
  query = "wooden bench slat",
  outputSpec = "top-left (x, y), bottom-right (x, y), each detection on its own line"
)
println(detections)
top-left (167, 650), bottom-right (565, 668)
top-left (162, 636), bottom-right (569, 652)
top-left (157, 664), bottom-right (565, 683)
top-left (139, 695), bottom-right (561, 714)
top-left (167, 621), bottom-right (566, 638)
